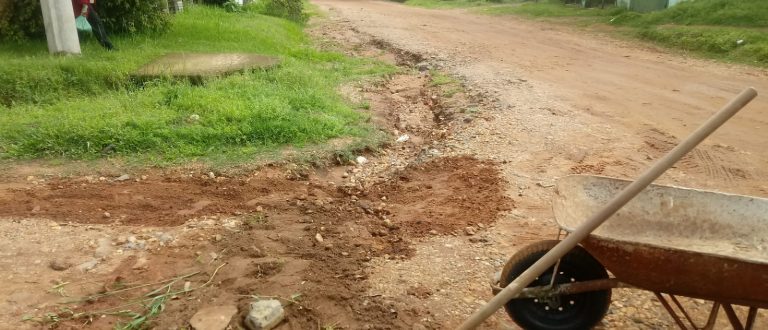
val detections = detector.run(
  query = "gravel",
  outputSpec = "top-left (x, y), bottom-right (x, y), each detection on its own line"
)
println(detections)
top-left (245, 299), bottom-right (285, 330)
top-left (190, 305), bottom-right (238, 330)
top-left (48, 259), bottom-right (72, 271)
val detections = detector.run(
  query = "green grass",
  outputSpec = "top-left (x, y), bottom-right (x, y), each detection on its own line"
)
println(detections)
top-left (479, 1), bottom-right (621, 17)
top-left (618, 0), bottom-right (768, 28)
top-left (473, 0), bottom-right (768, 66)
top-left (429, 70), bottom-right (457, 86)
top-left (633, 26), bottom-right (768, 65)
top-left (428, 70), bottom-right (464, 97)
top-left (398, 0), bottom-right (521, 9)
top-left (0, 6), bottom-right (395, 163)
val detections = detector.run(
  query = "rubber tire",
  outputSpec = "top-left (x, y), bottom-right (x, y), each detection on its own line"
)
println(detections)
top-left (500, 240), bottom-right (611, 330)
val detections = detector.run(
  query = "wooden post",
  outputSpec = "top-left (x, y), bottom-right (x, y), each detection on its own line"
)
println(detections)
top-left (40, 0), bottom-right (81, 55)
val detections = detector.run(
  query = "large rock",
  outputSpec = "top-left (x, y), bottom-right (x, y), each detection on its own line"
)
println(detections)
top-left (245, 299), bottom-right (284, 330)
top-left (190, 305), bottom-right (238, 330)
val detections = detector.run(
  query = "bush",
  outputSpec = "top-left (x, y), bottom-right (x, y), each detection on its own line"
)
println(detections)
top-left (201, 0), bottom-right (230, 6)
top-left (248, 0), bottom-right (307, 24)
top-left (0, 0), bottom-right (171, 41)
top-left (223, 0), bottom-right (244, 13)
top-left (0, 0), bottom-right (45, 41)
top-left (96, 0), bottom-right (172, 34)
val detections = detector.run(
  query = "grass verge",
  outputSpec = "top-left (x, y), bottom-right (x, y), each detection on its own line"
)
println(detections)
top-left (477, 0), bottom-right (768, 66)
top-left (395, 0), bottom-right (768, 67)
top-left (0, 5), bottom-right (395, 165)
top-left (396, 0), bottom-right (520, 9)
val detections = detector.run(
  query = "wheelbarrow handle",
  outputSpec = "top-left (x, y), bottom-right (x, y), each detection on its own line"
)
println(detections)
top-left (458, 87), bottom-right (758, 330)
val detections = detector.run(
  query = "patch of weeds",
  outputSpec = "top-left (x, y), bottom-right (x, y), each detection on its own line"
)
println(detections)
top-left (246, 0), bottom-right (308, 23)
top-left (277, 129), bottom-right (387, 168)
top-left (251, 260), bottom-right (285, 278)
top-left (21, 307), bottom-right (81, 327)
top-left (115, 294), bottom-right (167, 330)
top-left (462, 106), bottom-right (480, 114)
top-left (323, 322), bottom-right (341, 330)
top-left (21, 268), bottom-right (225, 329)
top-left (48, 281), bottom-right (70, 297)
top-left (429, 70), bottom-right (457, 86)
top-left (441, 86), bottom-right (463, 98)
top-left (428, 70), bottom-right (465, 98)
top-left (244, 212), bottom-right (275, 230)
top-left (633, 26), bottom-right (768, 65)
top-left (108, 278), bottom-right (131, 291)
top-left (357, 100), bottom-right (372, 110)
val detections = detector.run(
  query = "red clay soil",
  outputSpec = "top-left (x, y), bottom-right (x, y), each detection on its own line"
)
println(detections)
top-left (0, 171), bottom-right (307, 226)
top-left (368, 157), bottom-right (513, 236)
top-left (0, 157), bottom-right (512, 329)
top-left (0, 157), bottom-right (512, 233)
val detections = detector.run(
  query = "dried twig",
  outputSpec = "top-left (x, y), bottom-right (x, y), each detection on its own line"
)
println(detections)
top-left (28, 263), bottom-right (227, 327)
top-left (63, 271), bottom-right (200, 304)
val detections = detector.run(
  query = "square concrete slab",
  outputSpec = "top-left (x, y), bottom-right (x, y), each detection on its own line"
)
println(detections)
top-left (134, 53), bottom-right (280, 82)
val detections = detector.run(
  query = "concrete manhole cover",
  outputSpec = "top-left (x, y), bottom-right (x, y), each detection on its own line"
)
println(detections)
top-left (134, 53), bottom-right (280, 82)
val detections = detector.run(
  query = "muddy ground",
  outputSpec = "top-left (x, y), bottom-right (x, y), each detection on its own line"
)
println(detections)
top-left (2, 1), bottom-right (767, 329)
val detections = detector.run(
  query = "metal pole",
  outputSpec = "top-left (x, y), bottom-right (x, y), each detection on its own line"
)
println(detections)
top-left (457, 87), bottom-right (758, 330)
top-left (40, 0), bottom-right (81, 55)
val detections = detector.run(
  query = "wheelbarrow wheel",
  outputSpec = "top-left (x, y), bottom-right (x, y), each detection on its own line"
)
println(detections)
top-left (500, 240), bottom-right (611, 330)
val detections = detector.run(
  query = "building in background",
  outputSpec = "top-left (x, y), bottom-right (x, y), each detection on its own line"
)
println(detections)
top-left (616, 0), bottom-right (691, 12)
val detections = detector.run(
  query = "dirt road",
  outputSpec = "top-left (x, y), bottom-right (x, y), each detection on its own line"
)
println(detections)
top-left (313, 0), bottom-right (768, 328)
top-left (316, 0), bottom-right (768, 195)
top-left (1, 1), bottom-right (766, 329)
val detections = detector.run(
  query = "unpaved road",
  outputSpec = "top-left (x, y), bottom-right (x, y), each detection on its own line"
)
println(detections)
top-left (316, 0), bottom-right (768, 196)
top-left (314, 0), bottom-right (768, 329)
top-left (1, 2), bottom-right (767, 329)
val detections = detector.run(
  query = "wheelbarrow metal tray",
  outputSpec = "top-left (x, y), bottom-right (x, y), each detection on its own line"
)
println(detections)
top-left (553, 175), bottom-right (768, 307)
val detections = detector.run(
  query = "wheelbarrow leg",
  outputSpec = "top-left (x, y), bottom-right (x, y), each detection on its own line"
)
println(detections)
top-left (745, 307), bottom-right (758, 330)
top-left (723, 304), bottom-right (744, 330)
top-left (654, 292), bottom-right (721, 330)
top-left (654, 292), bottom-right (690, 329)
top-left (701, 303), bottom-right (722, 330)
top-left (723, 304), bottom-right (760, 330)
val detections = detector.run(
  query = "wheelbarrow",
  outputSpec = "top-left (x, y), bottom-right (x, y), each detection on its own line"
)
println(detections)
top-left (491, 175), bottom-right (768, 329)
top-left (457, 88), bottom-right (761, 330)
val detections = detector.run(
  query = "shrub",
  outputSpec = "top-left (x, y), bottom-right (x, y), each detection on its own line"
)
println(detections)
top-left (0, 0), bottom-right (45, 41)
top-left (0, 0), bottom-right (171, 41)
top-left (97, 0), bottom-right (172, 34)
top-left (201, 0), bottom-right (230, 6)
top-left (223, 0), bottom-right (244, 13)
top-left (248, 0), bottom-right (307, 24)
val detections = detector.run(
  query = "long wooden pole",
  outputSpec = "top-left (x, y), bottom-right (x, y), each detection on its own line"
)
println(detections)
top-left (458, 87), bottom-right (758, 330)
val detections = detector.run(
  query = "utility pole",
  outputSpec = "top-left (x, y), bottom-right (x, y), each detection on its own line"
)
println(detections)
top-left (40, 0), bottom-right (81, 55)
